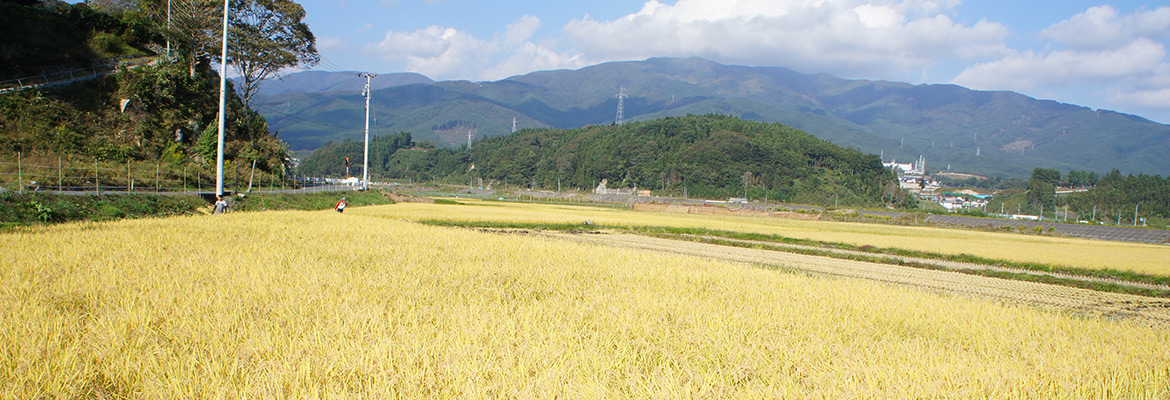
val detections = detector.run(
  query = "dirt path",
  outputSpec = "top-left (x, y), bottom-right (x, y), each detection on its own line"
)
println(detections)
top-left (541, 231), bottom-right (1170, 326)
top-left (681, 234), bottom-right (1170, 292)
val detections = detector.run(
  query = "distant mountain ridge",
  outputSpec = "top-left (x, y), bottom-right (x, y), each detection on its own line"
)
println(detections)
top-left (246, 71), bottom-right (432, 97)
top-left (252, 57), bottom-right (1170, 178)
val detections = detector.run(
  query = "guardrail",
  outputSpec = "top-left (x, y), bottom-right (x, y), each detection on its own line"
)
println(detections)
top-left (0, 56), bottom-right (154, 95)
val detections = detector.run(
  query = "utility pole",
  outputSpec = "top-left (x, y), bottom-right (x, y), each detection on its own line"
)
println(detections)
top-left (165, 0), bottom-right (172, 56)
top-left (1135, 203), bottom-right (1139, 227)
top-left (360, 72), bottom-right (376, 190)
top-left (215, 0), bottom-right (229, 196)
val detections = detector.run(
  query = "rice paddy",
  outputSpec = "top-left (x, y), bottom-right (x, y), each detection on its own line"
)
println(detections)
top-left (363, 199), bottom-right (1170, 278)
top-left (3, 202), bottom-right (1169, 398)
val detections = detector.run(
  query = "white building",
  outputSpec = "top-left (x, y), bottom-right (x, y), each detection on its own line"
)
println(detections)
top-left (883, 155), bottom-right (926, 176)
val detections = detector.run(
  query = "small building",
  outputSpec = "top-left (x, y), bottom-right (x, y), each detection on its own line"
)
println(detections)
top-left (594, 179), bottom-right (635, 195)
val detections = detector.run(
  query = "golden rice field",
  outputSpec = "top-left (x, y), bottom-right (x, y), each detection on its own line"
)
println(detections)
top-left (3, 205), bottom-right (1170, 398)
top-left (362, 199), bottom-right (1170, 277)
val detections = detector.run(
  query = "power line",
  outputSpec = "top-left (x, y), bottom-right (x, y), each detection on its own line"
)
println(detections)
top-left (253, 104), bottom-right (356, 131)
top-left (250, 76), bottom-right (365, 108)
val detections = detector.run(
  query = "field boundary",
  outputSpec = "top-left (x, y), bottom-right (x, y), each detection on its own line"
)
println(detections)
top-left (536, 231), bottom-right (1170, 326)
top-left (416, 220), bottom-right (1170, 298)
top-left (677, 234), bottom-right (1170, 293)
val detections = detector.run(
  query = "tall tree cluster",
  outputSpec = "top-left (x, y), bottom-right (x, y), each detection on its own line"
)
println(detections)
top-left (229, 0), bottom-right (318, 108)
top-left (140, 0), bottom-right (318, 86)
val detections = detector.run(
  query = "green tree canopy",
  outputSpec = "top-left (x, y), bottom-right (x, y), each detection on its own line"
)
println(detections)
top-left (228, 0), bottom-right (318, 109)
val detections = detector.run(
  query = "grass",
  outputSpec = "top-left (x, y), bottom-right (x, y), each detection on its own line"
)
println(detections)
top-left (0, 192), bottom-right (205, 228)
top-left (235, 190), bottom-right (393, 211)
top-left (0, 190), bottom-right (393, 229)
top-left (3, 208), bottom-right (1169, 398)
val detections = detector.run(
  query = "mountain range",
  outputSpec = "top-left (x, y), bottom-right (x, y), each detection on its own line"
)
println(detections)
top-left (249, 57), bottom-right (1170, 178)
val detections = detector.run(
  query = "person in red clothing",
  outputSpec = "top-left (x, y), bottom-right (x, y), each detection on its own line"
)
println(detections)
top-left (334, 197), bottom-right (348, 213)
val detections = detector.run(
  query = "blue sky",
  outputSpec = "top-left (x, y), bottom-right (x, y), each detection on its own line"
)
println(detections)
top-left (287, 1), bottom-right (1170, 123)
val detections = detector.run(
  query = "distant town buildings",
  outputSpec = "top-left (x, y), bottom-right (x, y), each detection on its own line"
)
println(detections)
top-left (883, 154), bottom-right (991, 212)
top-left (883, 154), bottom-right (925, 175)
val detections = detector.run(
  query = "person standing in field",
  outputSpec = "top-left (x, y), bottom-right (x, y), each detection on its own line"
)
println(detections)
top-left (335, 197), bottom-right (348, 213)
top-left (214, 196), bottom-right (228, 214)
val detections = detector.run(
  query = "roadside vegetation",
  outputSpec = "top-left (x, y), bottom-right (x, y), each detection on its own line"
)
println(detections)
top-left (0, 190), bottom-right (390, 228)
top-left (0, 191), bottom-right (204, 228)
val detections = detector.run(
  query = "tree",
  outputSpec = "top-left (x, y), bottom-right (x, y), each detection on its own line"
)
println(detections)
top-left (153, 0), bottom-right (220, 76)
top-left (1026, 177), bottom-right (1055, 209)
top-left (86, 0), bottom-right (138, 13)
top-left (228, 0), bottom-right (318, 109)
top-left (1031, 167), bottom-right (1061, 185)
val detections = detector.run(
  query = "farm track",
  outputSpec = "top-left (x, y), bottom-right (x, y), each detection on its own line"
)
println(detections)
top-left (538, 231), bottom-right (1170, 326)
top-left (679, 234), bottom-right (1170, 292)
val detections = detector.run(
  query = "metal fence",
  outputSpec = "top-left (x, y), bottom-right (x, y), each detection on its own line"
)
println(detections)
top-left (0, 153), bottom-right (307, 195)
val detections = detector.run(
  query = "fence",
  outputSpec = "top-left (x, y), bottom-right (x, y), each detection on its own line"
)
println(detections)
top-left (0, 153), bottom-right (301, 195)
top-left (0, 57), bottom-right (147, 95)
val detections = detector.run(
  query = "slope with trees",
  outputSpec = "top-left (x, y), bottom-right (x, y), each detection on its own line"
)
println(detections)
top-left (300, 115), bottom-right (905, 207)
top-left (1, 0), bottom-right (319, 192)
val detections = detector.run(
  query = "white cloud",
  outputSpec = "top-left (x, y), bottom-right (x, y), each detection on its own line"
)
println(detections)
top-left (1041, 6), bottom-right (1170, 50)
top-left (367, 16), bottom-right (583, 81)
top-left (316, 36), bottom-right (349, 52)
top-left (855, 4), bottom-right (904, 28)
top-left (561, 0), bottom-right (1007, 80)
top-left (953, 39), bottom-right (1167, 91)
top-left (1108, 87), bottom-right (1170, 109)
top-left (953, 6), bottom-right (1170, 123)
top-left (503, 15), bottom-right (541, 45)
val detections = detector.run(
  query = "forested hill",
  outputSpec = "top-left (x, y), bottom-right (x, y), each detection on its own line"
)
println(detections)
top-left (258, 57), bottom-right (1170, 179)
top-left (301, 115), bottom-right (904, 207)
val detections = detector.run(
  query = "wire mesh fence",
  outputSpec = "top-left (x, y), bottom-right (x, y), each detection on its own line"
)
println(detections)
top-left (0, 152), bottom-right (303, 194)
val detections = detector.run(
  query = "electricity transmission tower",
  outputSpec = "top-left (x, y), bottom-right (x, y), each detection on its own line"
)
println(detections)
top-left (615, 86), bottom-right (627, 126)
top-left (360, 72), bottom-right (377, 189)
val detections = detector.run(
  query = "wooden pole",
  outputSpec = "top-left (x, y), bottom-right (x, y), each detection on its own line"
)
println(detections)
top-left (17, 152), bottom-right (22, 194)
top-left (247, 160), bottom-right (256, 192)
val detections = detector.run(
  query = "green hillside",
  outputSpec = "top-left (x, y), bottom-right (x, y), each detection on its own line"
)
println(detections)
top-left (0, 1), bottom-right (292, 192)
top-left (300, 115), bottom-right (905, 207)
